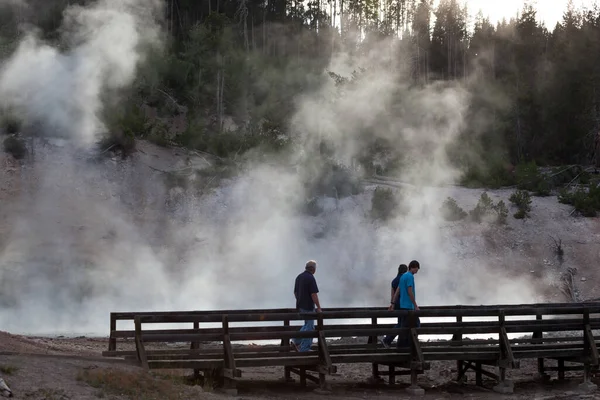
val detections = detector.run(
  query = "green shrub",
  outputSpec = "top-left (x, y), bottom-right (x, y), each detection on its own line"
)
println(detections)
top-left (441, 197), bottom-right (467, 221)
top-left (557, 187), bottom-right (573, 205)
top-left (557, 185), bottom-right (600, 217)
top-left (514, 161), bottom-right (551, 196)
top-left (509, 190), bottom-right (532, 219)
top-left (3, 135), bottom-right (26, 159)
top-left (469, 192), bottom-right (495, 222)
top-left (493, 200), bottom-right (508, 224)
top-left (371, 187), bottom-right (397, 221)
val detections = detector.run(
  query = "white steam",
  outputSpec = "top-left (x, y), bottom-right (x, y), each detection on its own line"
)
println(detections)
top-left (0, 0), bottom-right (162, 146)
top-left (0, 3), bottom-right (547, 335)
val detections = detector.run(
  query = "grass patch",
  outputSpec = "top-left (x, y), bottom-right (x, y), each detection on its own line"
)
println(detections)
top-left (77, 368), bottom-right (190, 400)
top-left (0, 365), bottom-right (18, 375)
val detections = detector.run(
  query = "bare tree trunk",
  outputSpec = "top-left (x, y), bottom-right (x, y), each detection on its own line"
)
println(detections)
top-left (340, 0), bottom-right (345, 41)
top-left (263, 0), bottom-right (267, 55)
top-left (447, 33), bottom-right (451, 79)
top-left (219, 71), bottom-right (225, 132)
top-left (252, 16), bottom-right (256, 51)
top-left (516, 76), bottom-right (523, 162)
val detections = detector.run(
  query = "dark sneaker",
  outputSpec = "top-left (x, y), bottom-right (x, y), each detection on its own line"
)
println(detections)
top-left (380, 338), bottom-right (390, 349)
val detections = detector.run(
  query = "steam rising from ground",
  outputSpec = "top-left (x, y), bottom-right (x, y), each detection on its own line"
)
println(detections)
top-left (0, 2), bottom-right (544, 335)
top-left (0, 0), bottom-right (162, 146)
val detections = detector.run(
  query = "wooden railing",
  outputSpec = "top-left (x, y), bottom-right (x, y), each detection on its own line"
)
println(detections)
top-left (102, 302), bottom-right (600, 395)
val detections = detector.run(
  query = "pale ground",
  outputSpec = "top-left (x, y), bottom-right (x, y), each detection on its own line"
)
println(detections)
top-left (1, 332), bottom-right (600, 399)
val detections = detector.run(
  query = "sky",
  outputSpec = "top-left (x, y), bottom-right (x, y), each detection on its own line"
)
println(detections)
top-left (464, 0), bottom-right (596, 28)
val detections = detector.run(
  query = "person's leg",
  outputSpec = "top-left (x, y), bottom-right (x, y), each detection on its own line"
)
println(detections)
top-left (397, 310), bottom-right (410, 348)
top-left (292, 308), bottom-right (310, 348)
top-left (383, 316), bottom-right (401, 346)
top-left (294, 308), bottom-right (315, 352)
top-left (298, 313), bottom-right (315, 352)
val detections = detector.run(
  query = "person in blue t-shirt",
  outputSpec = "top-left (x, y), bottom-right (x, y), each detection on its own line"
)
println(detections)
top-left (387, 260), bottom-right (420, 348)
top-left (381, 264), bottom-right (408, 348)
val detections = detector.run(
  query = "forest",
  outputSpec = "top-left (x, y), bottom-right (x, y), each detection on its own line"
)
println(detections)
top-left (1, 0), bottom-right (600, 186)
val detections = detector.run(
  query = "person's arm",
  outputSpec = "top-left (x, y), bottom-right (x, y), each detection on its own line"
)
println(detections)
top-left (388, 286), bottom-right (400, 310)
top-left (407, 286), bottom-right (419, 310)
top-left (310, 277), bottom-right (321, 312)
top-left (311, 293), bottom-right (321, 312)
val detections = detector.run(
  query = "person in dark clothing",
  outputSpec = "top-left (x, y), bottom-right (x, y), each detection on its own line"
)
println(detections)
top-left (291, 260), bottom-right (322, 352)
top-left (381, 264), bottom-right (408, 348)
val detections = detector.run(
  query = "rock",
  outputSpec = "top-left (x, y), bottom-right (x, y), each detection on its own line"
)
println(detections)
top-left (578, 381), bottom-right (598, 393)
top-left (0, 378), bottom-right (12, 398)
top-left (493, 380), bottom-right (514, 394)
top-left (581, 277), bottom-right (588, 282)
top-left (406, 385), bottom-right (425, 396)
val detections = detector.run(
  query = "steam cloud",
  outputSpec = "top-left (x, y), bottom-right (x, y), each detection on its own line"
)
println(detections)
top-left (0, 0), bottom-right (162, 146)
top-left (0, 2), bottom-right (545, 335)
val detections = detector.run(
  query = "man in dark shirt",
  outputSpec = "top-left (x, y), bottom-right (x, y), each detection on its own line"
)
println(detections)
top-left (381, 264), bottom-right (407, 348)
top-left (291, 260), bottom-right (321, 352)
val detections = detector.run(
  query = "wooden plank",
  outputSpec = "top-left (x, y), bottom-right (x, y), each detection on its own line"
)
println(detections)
top-left (144, 351), bottom-right (315, 361)
top-left (289, 368), bottom-right (319, 384)
top-left (148, 359), bottom-right (225, 369)
top-left (499, 326), bottom-right (515, 365)
top-left (109, 302), bottom-right (600, 320)
top-left (141, 330), bottom-right (317, 343)
top-left (103, 347), bottom-right (292, 358)
top-left (132, 307), bottom-right (600, 324)
top-left (584, 325), bottom-right (599, 365)
top-left (223, 334), bottom-right (236, 371)
top-left (235, 356), bottom-right (320, 368)
top-left (422, 351), bottom-right (499, 361)
top-left (330, 354), bottom-right (412, 364)
top-left (114, 320), bottom-right (600, 342)
top-left (513, 349), bottom-right (586, 359)
top-left (318, 331), bottom-right (333, 372)
top-left (410, 328), bottom-right (424, 363)
top-left (134, 316), bottom-right (149, 370)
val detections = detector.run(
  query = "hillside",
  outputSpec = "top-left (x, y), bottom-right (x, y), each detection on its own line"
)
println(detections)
top-left (0, 139), bottom-right (598, 336)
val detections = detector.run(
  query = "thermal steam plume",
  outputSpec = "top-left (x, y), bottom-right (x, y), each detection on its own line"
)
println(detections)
top-left (0, 6), bottom-right (546, 336)
top-left (0, 0), bottom-right (163, 147)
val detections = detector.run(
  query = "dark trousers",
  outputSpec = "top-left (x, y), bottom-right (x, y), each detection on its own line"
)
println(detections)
top-left (385, 308), bottom-right (421, 348)
top-left (383, 304), bottom-right (401, 345)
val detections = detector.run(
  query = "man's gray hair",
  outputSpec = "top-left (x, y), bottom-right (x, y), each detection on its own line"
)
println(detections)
top-left (305, 260), bottom-right (317, 269)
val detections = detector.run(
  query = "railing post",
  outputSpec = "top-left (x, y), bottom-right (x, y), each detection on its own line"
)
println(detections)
top-left (369, 317), bottom-right (379, 381)
top-left (282, 318), bottom-right (293, 382)
top-left (580, 308), bottom-right (598, 392)
top-left (454, 314), bottom-right (463, 382)
top-left (493, 310), bottom-right (514, 394)
top-left (406, 310), bottom-right (424, 396)
top-left (108, 313), bottom-right (116, 351)
top-left (222, 315), bottom-right (238, 394)
top-left (533, 312), bottom-right (546, 379)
